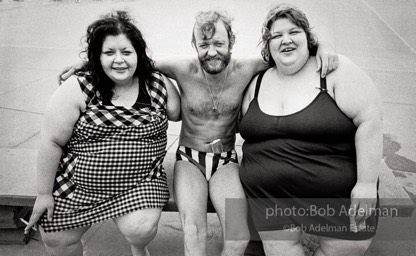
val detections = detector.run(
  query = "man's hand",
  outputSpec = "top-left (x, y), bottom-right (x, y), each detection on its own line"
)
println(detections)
top-left (58, 66), bottom-right (76, 85)
top-left (316, 41), bottom-right (339, 78)
top-left (58, 60), bottom-right (84, 85)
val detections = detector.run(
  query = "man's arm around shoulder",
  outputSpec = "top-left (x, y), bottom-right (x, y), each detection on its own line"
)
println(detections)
top-left (155, 57), bottom-right (195, 80)
top-left (235, 56), bottom-right (269, 77)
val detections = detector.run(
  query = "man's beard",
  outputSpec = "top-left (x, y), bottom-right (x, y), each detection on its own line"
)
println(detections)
top-left (199, 51), bottom-right (232, 74)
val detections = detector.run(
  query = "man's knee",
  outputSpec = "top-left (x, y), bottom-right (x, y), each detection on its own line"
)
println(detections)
top-left (224, 239), bottom-right (249, 251)
top-left (225, 226), bottom-right (250, 241)
top-left (182, 218), bottom-right (207, 240)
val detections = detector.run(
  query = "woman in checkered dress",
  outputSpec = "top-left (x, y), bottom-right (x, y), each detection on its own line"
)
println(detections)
top-left (25, 11), bottom-right (180, 256)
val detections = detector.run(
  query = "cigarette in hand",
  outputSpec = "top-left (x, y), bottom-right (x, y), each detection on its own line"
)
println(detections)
top-left (20, 218), bottom-right (38, 232)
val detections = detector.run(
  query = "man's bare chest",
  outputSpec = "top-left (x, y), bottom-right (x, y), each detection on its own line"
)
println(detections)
top-left (179, 81), bottom-right (244, 117)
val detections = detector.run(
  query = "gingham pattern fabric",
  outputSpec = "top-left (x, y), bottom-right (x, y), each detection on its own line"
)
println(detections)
top-left (40, 72), bottom-right (170, 232)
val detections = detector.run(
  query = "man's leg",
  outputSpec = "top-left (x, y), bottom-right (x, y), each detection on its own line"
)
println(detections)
top-left (174, 160), bottom-right (209, 256)
top-left (113, 208), bottom-right (162, 256)
top-left (209, 163), bottom-right (250, 256)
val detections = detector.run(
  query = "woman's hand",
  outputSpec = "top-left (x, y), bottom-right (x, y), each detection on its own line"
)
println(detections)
top-left (24, 194), bottom-right (55, 234)
top-left (348, 182), bottom-right (378, 232)
top-left (315, 41), bottom-right (339, 78)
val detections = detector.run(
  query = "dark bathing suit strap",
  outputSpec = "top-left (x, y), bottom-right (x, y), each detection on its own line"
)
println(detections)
top-left (319, 76), bottom-right (328, 92)
top-left (133, 84), bottom-right (152, 109)
top-left (254, 70), bottom-right (267, 98)
top-left (102, 84), bottom-right (151, 108)
top-left (253, 71), bottom-right (328, 97)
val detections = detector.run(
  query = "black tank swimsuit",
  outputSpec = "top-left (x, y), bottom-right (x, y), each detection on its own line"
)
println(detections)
top-left (239, 70), bottom-right (378, 240)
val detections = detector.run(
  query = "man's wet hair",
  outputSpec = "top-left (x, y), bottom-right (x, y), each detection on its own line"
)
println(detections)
top-left (191, 10), bottom-right (236, 50)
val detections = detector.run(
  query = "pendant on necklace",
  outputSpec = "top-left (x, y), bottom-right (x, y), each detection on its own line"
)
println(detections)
top-left (212, 107), bottom-right (218, 113)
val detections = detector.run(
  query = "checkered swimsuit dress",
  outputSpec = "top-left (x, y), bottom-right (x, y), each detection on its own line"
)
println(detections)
top-left (39, 72), bottom-right (170, 232)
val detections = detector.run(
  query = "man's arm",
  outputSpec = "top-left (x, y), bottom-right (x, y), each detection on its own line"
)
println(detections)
top-left (58, 61), bottom-right (84, 85)
top-left (315, 41), bottom-right (339, 77)
top-left (241, 40), bottom-right (339, 78)
top-left (58, 56), bottom-right (195, 84)
top-left (154, 57), bottom-right (194, 81)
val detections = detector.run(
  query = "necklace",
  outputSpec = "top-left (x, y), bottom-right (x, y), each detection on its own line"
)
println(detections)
top-left (202, 67), bottom-right (228, 113)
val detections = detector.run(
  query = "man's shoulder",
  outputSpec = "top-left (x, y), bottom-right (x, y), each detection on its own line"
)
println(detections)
top-left (231, 57), bottom-right (263, 72)
top-left (227, 58), bottom-right (264, 80)
top-left (173, 57), bottom-right (199, 75)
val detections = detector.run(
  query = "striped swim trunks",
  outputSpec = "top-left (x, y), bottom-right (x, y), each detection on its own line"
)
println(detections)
top-left (176, 146), bottom-right (238, 181)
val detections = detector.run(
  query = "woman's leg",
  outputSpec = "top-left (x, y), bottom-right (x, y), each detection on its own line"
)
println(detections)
top-left (113, 208), bottom-right (162, 256)
top-left (259, 229), bottom-right (305, 256)
top-left (40, 225), bottom-right (90, 256)
top-left (314, 236), bottom-right (372, 256)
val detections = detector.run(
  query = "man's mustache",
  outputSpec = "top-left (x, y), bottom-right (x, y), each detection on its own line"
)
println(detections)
top-left (201, 56), bottom-right (225, 62)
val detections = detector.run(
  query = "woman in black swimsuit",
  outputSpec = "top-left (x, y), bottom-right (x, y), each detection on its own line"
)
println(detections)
top-left (239, 4), bottom-right (382, 256)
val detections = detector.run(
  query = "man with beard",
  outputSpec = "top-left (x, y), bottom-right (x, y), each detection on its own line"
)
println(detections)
top-left (59, 10), bottom-right (337, 256)
top-left (156, 11), bottom-right (338, 256)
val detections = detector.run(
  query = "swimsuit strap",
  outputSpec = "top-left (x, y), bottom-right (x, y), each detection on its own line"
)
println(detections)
top-left (319, 76), bottom-right (328, 92)
top-left (254, 70), bottom-right (267, 98)
top-left (133, 84), bottom-right (152, 109)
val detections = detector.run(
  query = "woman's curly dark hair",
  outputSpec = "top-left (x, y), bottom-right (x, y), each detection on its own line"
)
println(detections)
top-left (260, 4), bottom-right (318, 67)
top-left (76, 10), bottom-right (154, 102)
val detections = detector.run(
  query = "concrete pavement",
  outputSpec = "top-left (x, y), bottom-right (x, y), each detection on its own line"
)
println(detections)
top-left (0, 0), bottom-right (415, 255)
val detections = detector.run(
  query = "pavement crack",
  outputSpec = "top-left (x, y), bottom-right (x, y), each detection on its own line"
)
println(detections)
top-left (163, 223), bottom-right (182, 231)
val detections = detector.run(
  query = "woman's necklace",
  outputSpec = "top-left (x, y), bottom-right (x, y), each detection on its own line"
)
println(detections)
top-left (203, 67), bottom-right (228, 113)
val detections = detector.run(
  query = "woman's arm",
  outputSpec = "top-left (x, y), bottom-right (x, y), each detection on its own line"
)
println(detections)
top-left (25, 76), bottom-right (85, 232)
top-left (163, 74), bottom-right (181, 121)
top-left (332, 55), bottom-right (382, 228)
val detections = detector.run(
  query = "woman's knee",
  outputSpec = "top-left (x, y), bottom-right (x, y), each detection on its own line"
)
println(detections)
top-left (262, 239), bottom-right (303, 256)
top-left (259, 230), bottom-right (303, 256)
top-left (318, 237), bottom-right (372, 256)
top-left (124, 221), bottom-right (159, 244)
top-left (41, 226), bottom-right (88, 253)
top-left (42, 232), bottom-right (77, 248)
top-left (115, 209), bottom-right (162, 244)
